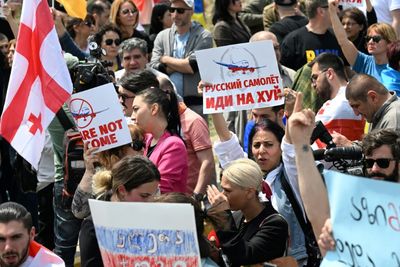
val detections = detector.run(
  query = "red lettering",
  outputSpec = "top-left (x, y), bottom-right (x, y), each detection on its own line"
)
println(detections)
top-left (206, 98), bottom-right (215, 109)
top-left (388, 203), bottom-right (400, 232)
top-left (237, 94), bottom-right (246, 105)
top-left (99, 124), bottom-right (108, 135)
top-left (265, 90), bottom-right (274, 101)
top-left (81, 128), bottom-right (97, 140)
top-left (273, 88), bottom-right (282, 101)
top-left (257, 91), bottom-right (266, 103)
top-left (115, 119), bottom-right (123, 130)
top-left (245, 92), bottom-right (255, 104)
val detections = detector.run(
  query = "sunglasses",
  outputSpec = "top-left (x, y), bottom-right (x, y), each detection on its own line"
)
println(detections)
top-left (83, 21), bottom-right (94, 27)
top-left (118, 93), bottom-right (135, 102)
top-left (120, 8), bottom-right (138, 15)
top-left (365, 35), bottom-right (383, 43)
top-left (131, 140), bottom-right (145, 151)
top-left (168, 7), bottom-right (192, 14)
top-left (365, 158), bottom-right (396, 169)
top-left (105, 39), bottom-right (121, 46)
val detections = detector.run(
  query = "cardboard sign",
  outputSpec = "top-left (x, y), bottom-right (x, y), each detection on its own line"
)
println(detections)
top-left (195, 40), bottom-right (284, 114)
top-left (321, 170), bottom-right (400, 266)
top-left (89, 200), bottom-right (201, 266)
top-left (67, 83), bottom-right (131, 152)
top-left (339, 0), bottom-right (365, 10)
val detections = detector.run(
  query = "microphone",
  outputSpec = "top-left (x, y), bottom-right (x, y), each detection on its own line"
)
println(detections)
top-left (324, 146), bottom-right (363, 161)
top-left (313, 149), bottom-right (326, 161)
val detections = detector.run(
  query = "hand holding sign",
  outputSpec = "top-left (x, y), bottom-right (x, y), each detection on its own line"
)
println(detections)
top-left (318, 218), bottom-right (336, 252)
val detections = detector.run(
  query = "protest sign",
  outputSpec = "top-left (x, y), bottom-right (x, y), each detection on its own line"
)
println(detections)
top-left (321, 170), bottom-right (400, 266)
top-left (195, 40), bottom-right (284, 114)
top-left (67, 83), bottom-right (131, 152)
top-left (89, 199), bottom-right (201, 266)
top-left (339, 0), bottom-right (365, 10)
top-left (0, 0), bottom-right (5, 18)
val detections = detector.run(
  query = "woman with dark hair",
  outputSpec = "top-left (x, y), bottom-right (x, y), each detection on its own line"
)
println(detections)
top-left (340, 0), bottom-right (376, 55)
top-left (65, 14), bottom-right (96, 52)
top-left (149, 3), bottom-right (172, 42)
top-left (79, 155), bottom-right (161, 267)
top-left (212, 0), bottom-right (251, 47)
top-left (109, 0), bottom-right (153, 53)
top-left (93, 23), bottom-right (123, 72)
top-left (211, 110), bottom-right (315, 265)
top-left (131, 87), bottom-right (188, 193)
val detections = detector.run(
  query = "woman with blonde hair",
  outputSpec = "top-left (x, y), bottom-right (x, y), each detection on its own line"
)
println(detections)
top-left (79, 155), bottom-right (161, 267)
top-left (206, 158), bottom-right (288, 266)
top-left (109, 0), bottom-right (152, 52)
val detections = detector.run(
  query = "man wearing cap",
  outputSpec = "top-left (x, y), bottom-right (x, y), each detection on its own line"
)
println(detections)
top-left (269, 0), bottom-right (308, 43)
top-left (149, 0), bottom-right (212, 117)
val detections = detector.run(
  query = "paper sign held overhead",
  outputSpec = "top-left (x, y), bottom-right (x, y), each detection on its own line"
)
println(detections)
top-left (68, 83), bottom-right (131, 152)
top-left (195, 40), bottom-right (284, 114)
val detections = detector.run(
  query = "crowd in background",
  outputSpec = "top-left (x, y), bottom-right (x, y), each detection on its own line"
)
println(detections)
top-left (0, 0), bottom-right (400, 266)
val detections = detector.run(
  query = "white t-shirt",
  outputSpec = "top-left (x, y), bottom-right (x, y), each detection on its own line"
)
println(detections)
top-left (373, 0), bottom-right (400, 24)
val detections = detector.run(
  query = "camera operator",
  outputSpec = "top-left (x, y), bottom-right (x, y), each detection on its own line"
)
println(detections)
top-left (332, 74), bottom-right (400, 147)
top-left (286, 93), bottom-right (400, 257)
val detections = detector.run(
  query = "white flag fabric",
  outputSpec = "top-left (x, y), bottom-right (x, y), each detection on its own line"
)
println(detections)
top-left (25, 240), bottom-right (65, 267)
top-left (0, 0), bottom-right (72, 169)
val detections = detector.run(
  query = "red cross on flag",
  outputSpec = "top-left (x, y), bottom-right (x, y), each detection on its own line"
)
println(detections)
top-left (0, 0), bottom-right (73, 169)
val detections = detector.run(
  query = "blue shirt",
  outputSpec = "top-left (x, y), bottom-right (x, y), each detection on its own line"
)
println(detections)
top-left (170, 31), bottom-right (190, 97)
top-left (353, 51), bottom-right (400, 95)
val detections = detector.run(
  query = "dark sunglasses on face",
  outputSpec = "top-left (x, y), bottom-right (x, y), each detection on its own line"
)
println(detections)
top-left (83, 21), bottom-right (94, 27)
top-left (131, 140), bottom-right (145, 151)
top-left (168, 7), bottom-right (191, 14)
top-left (365, 35), bottom-right (383, 43)
top-left (365, 158), bottom-right (396, 169)
top-left (118, 93), bottom-right (135, 102)
top-left (105, 39), bottom-right (121, 46)
top-left (120, 8), bottom-right (138, 15)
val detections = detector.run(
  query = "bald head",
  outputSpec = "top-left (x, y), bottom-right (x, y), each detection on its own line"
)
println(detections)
top-left (250, 31), bottom-right (278, 43)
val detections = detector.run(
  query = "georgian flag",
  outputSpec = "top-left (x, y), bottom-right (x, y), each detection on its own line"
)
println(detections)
top-left (0, 0), bottom-right (73, 169)
top-left (26, 240), bottom-right (65, 266)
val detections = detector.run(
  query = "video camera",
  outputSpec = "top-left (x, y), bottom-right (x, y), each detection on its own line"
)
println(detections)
top-left (72, 36), bottom-right (114, 92)
top-left (310, 121), bottom-right (365, 176)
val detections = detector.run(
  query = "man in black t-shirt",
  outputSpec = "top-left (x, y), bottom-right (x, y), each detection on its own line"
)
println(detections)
top-left (280, 0), bottom-right (346, 71)
top-left (269, 0), bottom-right (309, 43)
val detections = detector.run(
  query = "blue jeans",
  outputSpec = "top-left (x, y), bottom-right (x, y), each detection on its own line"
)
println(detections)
top-left (53, 180), bottom-right (82, 267)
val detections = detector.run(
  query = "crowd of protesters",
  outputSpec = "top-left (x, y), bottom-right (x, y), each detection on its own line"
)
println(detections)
top-left (0, 0), bottom-right (400, 266)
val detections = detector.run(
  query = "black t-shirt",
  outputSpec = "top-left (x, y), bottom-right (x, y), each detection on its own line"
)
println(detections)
top-left (269, 15), bottom-right (309, 44)
top-left (79, 216), bottom-right (104, 267)
top-left (281, 26), bottom-right (347, 71)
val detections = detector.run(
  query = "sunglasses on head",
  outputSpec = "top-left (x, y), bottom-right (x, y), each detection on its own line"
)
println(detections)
top-left (168, 7), bottom-right (191, 14)
top-left (131, 140), bottom-right (144, 151)
top-left (120, 8), bottom-right (138, 15)
top-left (365, 158), bottom-right (396, 169)
top-left (365, 35), bottom-right (383, 43)
top-left (105, 39), bottom-right (121, 46)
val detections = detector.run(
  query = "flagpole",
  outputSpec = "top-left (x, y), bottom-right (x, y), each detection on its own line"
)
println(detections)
top-left (52, 0), bottom-right (54, 8)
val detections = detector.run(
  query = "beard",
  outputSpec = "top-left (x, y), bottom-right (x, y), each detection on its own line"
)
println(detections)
top-left (0, 240), bottom-right (29, 267)
top-left (367, 161), bottom-right (399, 182)
top-left (317, 78), bottom-right (332, 103)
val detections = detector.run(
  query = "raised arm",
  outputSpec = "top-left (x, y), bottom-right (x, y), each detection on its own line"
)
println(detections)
top-left (287, 93), bottom-right (330, 255)
top-left (328, 0), bottom-right (359, 65)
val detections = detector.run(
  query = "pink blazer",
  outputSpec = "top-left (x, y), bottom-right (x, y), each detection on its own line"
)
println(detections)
top-left (144, 131), bottom-right (188, 193)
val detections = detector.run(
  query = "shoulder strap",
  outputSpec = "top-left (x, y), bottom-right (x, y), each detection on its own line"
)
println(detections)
top-left (56, 108), bottom-right (74, 131)
top-left (279, 168), bottom-right (312, 235)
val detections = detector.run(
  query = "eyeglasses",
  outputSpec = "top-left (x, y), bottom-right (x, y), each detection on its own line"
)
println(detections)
top-left (310, 69), bottom-right (328, 83)
top-left (365, 35), bottom-right (383, 43)
top-left (118, 93), bottom-right (135, 102)
top-left (168, 7), bottom-right (192, 14)
top-left (120, 8), bottom-right (138, 15)
top-left (130, 140), bottom-right (145, 151)
top-left (365, 158), bottom-right (396, 168)
top-left (83, 21), bottom-right (94, 27)
top-left (105, 39), bottom-right (121, 46)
